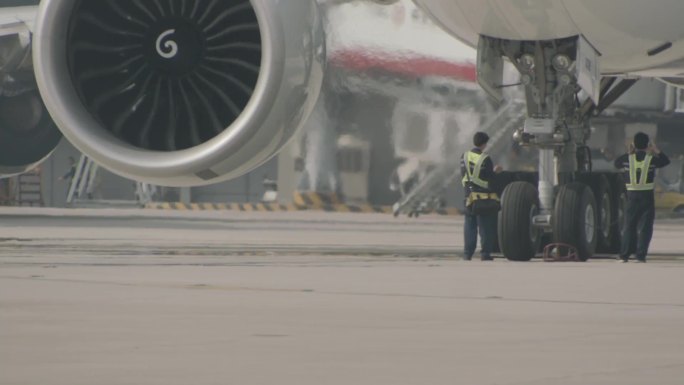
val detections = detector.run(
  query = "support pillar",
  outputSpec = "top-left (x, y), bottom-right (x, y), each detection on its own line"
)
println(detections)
top-left (180, 187), bottom-right (191, 205)
top-left (295, 92), bottom-right (342, 204)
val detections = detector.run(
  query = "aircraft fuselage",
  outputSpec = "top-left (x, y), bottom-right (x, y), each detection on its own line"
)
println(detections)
top-left (415, 0), bottom-right (684, 77)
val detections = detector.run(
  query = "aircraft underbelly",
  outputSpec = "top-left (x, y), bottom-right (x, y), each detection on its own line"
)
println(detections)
top-left (415, 0), bottom-right (684, 77)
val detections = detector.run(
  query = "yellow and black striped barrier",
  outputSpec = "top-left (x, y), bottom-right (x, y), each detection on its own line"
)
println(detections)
top-left (145, 202), bottom-right (461, 216)
top-left (292, 191), bottom-right (343, 207)
top-left (146, 202), bottom-right (303, 212)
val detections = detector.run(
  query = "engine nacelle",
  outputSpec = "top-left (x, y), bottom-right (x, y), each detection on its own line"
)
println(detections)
top-left (0, 90), bottom-right (62, 177)
top-left (34, 0), bottom-right (324, 186)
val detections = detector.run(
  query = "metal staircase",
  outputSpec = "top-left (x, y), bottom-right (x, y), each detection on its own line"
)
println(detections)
top-left (66, 154), bottom-right (99, 204)
top-left (392, 163), bottom-right (457, 216)
top-left (479, 99), bottom-right (527, 163)
top-left (392, 98), bottom-right (526, 217)
top-left (134, 182), bottom-right (157, 206)
top-left (15, 169), bottom-right (43, 207)
top-left (67, 154), bottom-right (156, 207)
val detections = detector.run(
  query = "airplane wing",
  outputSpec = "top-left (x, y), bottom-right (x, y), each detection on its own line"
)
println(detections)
top-left (0, 6), bottom-right (36, 36)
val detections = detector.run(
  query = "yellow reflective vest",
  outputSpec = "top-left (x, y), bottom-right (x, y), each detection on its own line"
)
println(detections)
top-left (626, 153), bottom-right (654, 191)
top-left (462, 151), bottom-right (490, 190)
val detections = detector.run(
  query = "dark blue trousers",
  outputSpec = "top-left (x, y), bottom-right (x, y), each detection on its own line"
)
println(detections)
top-left (620, 193), bottom-right (655, 261)
top-left (464, 211), bottom-right (497, 259)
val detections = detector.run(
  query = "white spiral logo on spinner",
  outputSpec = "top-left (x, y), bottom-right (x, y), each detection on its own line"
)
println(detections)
top-left (156, 29), bottom-right (178, 59)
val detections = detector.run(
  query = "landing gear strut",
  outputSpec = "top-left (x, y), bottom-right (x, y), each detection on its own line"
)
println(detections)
top-left (478, 35), bottom-right (636, 261)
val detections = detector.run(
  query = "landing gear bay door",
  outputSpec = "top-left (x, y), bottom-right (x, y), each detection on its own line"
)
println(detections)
top-left (577, 35), bottom-right (601, 105)
top-left (477, 36), bottom-right (504, 104)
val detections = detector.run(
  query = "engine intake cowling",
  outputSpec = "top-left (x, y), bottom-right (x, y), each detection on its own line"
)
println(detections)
top-left (34, 0), bottom-right (324, 186)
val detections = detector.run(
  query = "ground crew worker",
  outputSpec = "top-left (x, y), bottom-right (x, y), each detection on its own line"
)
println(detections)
top-left (58, 156), bottom-right (77, 198)
top-left (614, 132), bottom-right (670, 263)
top-left (460, 132), bottom-right (502, 261)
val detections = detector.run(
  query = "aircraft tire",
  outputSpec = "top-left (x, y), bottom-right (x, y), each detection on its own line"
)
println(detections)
top-left (588, 175), bottom-right (614, 253)
top-left (552, 183), bottom-right (598, 261)
top-left (498, 181), bottom-right (541, 261)
top-left (611, 182), bottom-right (628, 254)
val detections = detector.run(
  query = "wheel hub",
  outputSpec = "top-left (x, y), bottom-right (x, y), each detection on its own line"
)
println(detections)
top-left (529, 204), bottom-right (541, 245)
top-left (585, 205), bottom-right (596, 244)
top-left (601, 193), bottom-right (610, 238)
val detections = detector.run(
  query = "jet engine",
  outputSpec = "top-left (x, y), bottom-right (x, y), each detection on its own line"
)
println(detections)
top-left (0, 90), bottom-right (62, 177)
top-left (0, 29), bottom-right (62, 177)
top-left (33, 0), bottom-right (324, 186)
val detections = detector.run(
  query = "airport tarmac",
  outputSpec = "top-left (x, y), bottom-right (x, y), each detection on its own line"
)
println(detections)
top-left (1, 207), bottom-right (684, 385)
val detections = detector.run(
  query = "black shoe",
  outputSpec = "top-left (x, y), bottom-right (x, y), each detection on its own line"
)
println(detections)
top-left (617, 258), bottom-right (628, 263)
top-left (481, 256), bottom-right (494, 261)
top-left (462, 255), bottom-right (473, 261)
top-left (634, 259), bottom-right (646, 263)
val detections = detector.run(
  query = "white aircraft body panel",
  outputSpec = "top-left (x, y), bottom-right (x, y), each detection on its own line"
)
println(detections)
top-left (0, 6), bottom-right (36, 35)
top-left (414, 0), bottom-right (684, 77)
top-left (329, 1), bottom-right (475, 64)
